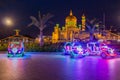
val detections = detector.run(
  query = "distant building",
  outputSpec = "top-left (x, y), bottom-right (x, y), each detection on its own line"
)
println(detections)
top-left (52, 10), bottom-right (120, 43)
top-left (52, 10), bottom-right (90, 43)
top-left (35, 36), bottom-right (52, 44)
top-left (0, 29), bottom-right (34, 44)
top-left (52, 10), bottom-right (81, 43)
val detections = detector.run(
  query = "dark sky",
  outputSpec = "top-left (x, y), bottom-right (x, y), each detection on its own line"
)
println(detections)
top-left (0, 0), bottom-right (120, 39)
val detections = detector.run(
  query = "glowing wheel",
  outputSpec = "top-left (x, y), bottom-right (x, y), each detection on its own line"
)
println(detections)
top-left (101, 52), bottom-right (107, 58)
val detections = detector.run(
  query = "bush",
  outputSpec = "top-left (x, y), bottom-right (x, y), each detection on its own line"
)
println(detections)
top-left (0, 44), bottom-right (8, 51)
top-left (24, 43), bottom-right (64, 52)
top-left (0, 42), bottom-right (65, 52)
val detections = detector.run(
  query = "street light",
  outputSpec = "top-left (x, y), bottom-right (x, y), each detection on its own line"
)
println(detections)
top-left (2, 17), bottom-right (14, 26)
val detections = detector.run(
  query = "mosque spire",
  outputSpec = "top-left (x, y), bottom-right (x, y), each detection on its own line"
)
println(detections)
top-left (70, 10), bottom-right (73, 16)
top-left (82, 13), bottom-right (85, 17)
top-left (81, 13), bottom-right (86, 31)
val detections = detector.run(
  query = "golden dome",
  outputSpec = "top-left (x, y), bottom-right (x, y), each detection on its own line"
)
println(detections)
top-left (65, 10), bottom-right (77, 22)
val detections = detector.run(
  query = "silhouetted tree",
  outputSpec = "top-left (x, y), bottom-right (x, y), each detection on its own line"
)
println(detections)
top-left (28, 11), bottom-right (54, 46)
top-left (86, 18), bottom-right (100, 41)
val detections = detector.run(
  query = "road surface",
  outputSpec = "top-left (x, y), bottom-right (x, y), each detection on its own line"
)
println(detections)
top-left (0, 52), bottom-right (120, 80)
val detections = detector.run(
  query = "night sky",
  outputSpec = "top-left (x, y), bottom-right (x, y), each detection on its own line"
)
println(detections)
top-left (0, 0), bottom-right (120, 39)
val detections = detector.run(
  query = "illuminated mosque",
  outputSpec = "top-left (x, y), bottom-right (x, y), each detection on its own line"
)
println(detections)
top-left (52, 10), bottom-right (120, 43)
top-left (52, 10), bottom-right (90, 43)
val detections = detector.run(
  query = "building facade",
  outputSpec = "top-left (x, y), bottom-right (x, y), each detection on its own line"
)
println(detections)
top-left (52, 10), bottom-right (120, 43)
top-left (0, 29), bottom-right (35, 44)
top-left (52, 10), bottom-right (87, 43)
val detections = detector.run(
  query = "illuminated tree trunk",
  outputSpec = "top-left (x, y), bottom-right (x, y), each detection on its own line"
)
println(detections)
top-left (40, 30), bottom-right (43, 46)
top-left (90, 32), bottom-right (94, 41)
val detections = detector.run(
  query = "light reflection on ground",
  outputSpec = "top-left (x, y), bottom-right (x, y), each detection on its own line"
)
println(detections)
top-left (0, 52), bottom-right (120, 80)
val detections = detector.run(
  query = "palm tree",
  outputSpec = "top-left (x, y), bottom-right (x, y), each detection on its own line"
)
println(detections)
top-left (28, 11), bottom-right (54, 46)
top-left (86, 18), bottom-right (100, 41)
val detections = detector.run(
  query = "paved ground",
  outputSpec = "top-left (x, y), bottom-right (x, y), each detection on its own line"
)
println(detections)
top-left (0, 52), bottom-right (120, 80)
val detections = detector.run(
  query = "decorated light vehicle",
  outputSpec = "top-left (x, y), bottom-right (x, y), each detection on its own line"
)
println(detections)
top-left (8, 41), bottom-right (24, 57)
top-left (86, 41), bottom-right (117, 58)
top-left (63, 42), bottom-right (73, 55)
top-left (70, 42), bottom-right (87, 58)
top-left (86, 42), bottom-right (100, 55)
top-left (100, 42), bottom-right (117, 58)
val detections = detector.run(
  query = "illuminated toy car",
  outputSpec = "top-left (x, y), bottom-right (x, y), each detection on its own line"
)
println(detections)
top-left (70, 42), bottom-right (86, 58)
top-left (100, 42), bottom-right (117, 58)
top-left (86, 42), bottom-right (100, 55)
top-left (8, 41), bottom-right (24, 57)
top-left (86, 41), bottom-right (117, 58)
top-left (63, 42), bottom-right (73, 55)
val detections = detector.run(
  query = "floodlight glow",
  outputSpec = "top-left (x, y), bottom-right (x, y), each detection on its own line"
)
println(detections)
top-left (3, 17), bottom-right (14, 26)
